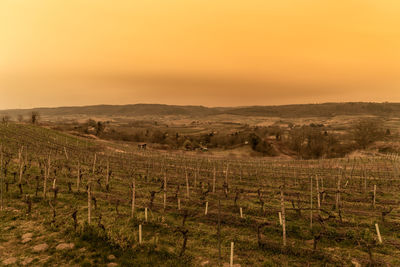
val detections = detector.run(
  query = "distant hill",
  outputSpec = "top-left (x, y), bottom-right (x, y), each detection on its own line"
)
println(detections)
top-left (1, 104), bottom-right (222, 118)
top-left (225, 102), bottom-right (400, 117)
top-left (1, 102), bottom-right (400, 119)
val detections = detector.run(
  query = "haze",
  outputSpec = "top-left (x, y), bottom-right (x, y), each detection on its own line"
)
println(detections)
top-left (1, 0), bottom-right (400, 109)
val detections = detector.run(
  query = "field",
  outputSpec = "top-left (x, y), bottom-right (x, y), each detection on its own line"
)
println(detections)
top-left (1, 122), bottom-right (400, 266)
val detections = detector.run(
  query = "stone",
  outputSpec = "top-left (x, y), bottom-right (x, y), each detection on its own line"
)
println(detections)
top-left (33, 243), bottom-right (48, 252)
top-left (3, 257), bottom-right (17, 265)
top-left (56, 243), bottom-right (75, 250)
top-left (108, 255), bottom-right (116, 260)
top-left (22, 238), bottom-right (32, 244)
top-left (200, 260), bottom-right (210, 266)
top-left (21, 233), bottom-right (33, 240)
top-left (351, 259), bottom-right (361, 267)
top-left (21, 258), bottom-right (34, 266)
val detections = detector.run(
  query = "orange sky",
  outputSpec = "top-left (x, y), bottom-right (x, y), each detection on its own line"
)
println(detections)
top-left (1, 0), bottom-right (400, 109)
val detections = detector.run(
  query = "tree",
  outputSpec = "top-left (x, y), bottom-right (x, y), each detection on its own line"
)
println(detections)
top-left (2, 115), bottom-right (10, 124)
top-left (96, 121), bottom-right (105, 136)
top-left (353, 119), bottom-right (384, 149)
top-left (248, 133), bottom-right (277, 156)
top-left (31, 112), bottom-right (40, 124)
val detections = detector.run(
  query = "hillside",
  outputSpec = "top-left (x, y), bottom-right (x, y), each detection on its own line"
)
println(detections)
top-left (1, 102), bottom-right (400, 119)
top-left (2, 123), bottom-right (400, 266)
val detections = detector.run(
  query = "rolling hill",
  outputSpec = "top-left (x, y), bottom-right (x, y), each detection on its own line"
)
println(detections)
top-left (1, 102), bottom-right (400, 119)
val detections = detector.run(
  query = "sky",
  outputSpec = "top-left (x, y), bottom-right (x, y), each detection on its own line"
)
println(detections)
top-left (1, 0), bottom-right (400, 109)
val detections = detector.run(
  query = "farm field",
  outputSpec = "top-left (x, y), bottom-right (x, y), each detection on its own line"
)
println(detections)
top-left (1, 122), bottom-right (400, 266)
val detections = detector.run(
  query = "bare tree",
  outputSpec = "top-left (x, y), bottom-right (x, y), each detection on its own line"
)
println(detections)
top-left (31, 111), bottom-right (40, 124)
top-left (353, 118), bottom-right (384, 149)
top-left (1, 115), bottom-right (10, 124)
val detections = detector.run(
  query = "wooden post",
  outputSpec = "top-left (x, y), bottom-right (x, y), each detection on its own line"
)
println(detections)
top-left (375, 223), bottom-right (382, 243)
top-left (316, 175), bottom-right (320, 214)
top-left (321, 176), bottom-right (325, 202)
top-left (105, 160), bottom-right (109, 190)
top-left (279, 212), bottom-right (282, 225)
top-left (92, 153), bottom-right (97, 174)
top-left (163, 172), bottom-right (167, 210)
top-left (139, 224), bottom-right (142, 244)
top-left (364, 169), bottom-right (367, 193)
top-left (185, 168), bottom-right (190, 199)
top-left (218, 199), bottom-right (221, 265)
top-left (52, 178), bottom-right (56, 191)
top-left (194, 166), bottom-right (198, 189)
top-left (178, 198), bottom-right (181, 210)
top-left (0, 145), bottom-right (3, 211)
top-left (240, 207), bottom-right (243, 218)
top-left (225, 164), bottom-right (229, 185)
top-left (44, 155), bottom-right (50, 199)
top-left (77, 161), bottom-right (80, 192)
top-left (88, 182), bottom-right (91, 224)
top-left (213, 166), bottom-right (216, 193)
top-left (64, 147), bottom-right (68, 160)
top-left (280, 187), bottom-right (286, 247)
top-left (230, 242), bottom-right (234, 267)
top-left (205, 201), bottom-right (208, 215)
top-left (373, 184), bottom-right (376, 209)
top-left (336, 173), bottom-right (341, 211)
top-left (131, 178), bottom-right (135, 218)
top-left (18, 147), bottom-right (23, 186)
top-left (310, 176), bottom-right (313, 229)
top-left (145, 207), bottom-right (148, 222)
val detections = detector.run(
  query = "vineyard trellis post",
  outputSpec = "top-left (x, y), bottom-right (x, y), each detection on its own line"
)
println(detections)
top-left (139, 224), bottom-right (142, 244)
top-left (106, 159), bottom-right (110, 191)
top-left (92, 153), bottom-right (97, 174)
top-left (0, 144), bottom-right (3, 211)
top-left (163, 171), bottom-right (167, 210)
top-left (310, 175), bottom-right (313, 229)
top-left (131, 178), bottom-right (135, 218)
top-left (18, 146), bottom-right (24, 193)
top-left (230, 242), bottom-right (234, 267)
top-left (280, 187), bottom-right (286, 247)
top-left (44, 154), bottom-right (51, 199)
top-left (185, 167), bottom-right (190, 199)
top-left (315, 175), bottom-right (320, 214)
top-left (88, 181), bottom-right (92, 224)
top-left (77, 161), bottom-right (80, 192)
top-left (375, 223), bottom-right (382, 243)
top-left (218, 199), bottom-right (221, 266)
top-left (213, 166), bottom-right (216, 193)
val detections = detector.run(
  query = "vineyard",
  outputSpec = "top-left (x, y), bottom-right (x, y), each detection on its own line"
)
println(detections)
top-left (1, 122), bottom-right (400, 266)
